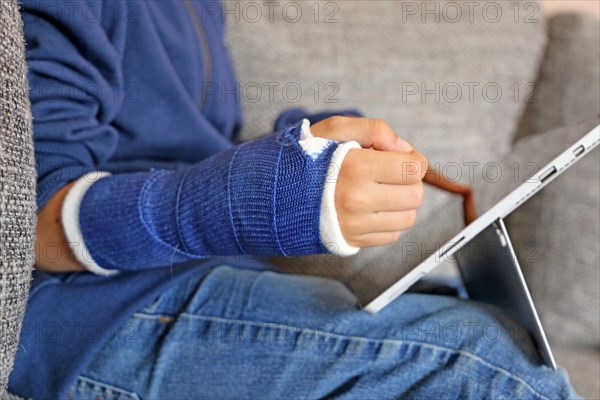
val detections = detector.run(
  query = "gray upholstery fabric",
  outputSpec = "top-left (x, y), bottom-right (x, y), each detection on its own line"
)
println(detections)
top-left (515, 13), bottom-right (600, 140)
top-left (0, 0), bottom-right (36, 394)
top-left (226, 0), bottom-right (547, 303)
top-left (0, 391), bottom-right (25, 400)
top-left (553, 344), bottom-right (600, 400)
top-left (507, 12), bottom-right (600, 347)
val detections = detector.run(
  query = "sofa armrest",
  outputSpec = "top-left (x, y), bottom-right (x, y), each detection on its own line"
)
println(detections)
top-left (0, 0), bottom-right (37, 394)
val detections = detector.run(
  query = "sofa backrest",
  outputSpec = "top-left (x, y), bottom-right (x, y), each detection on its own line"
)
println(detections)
top-left (226, 0), bottom-right (548, 301)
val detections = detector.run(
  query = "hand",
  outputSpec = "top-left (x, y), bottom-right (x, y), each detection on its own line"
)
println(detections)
top-left (311, 117), bottom-right (428, 248)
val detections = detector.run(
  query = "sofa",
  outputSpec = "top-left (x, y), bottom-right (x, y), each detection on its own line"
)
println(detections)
top-left (1, 0), bottom-right (598, 398)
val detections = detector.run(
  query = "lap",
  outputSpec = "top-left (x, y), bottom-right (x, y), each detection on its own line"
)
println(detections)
top-left (68, 265), bottom-right (578, 400)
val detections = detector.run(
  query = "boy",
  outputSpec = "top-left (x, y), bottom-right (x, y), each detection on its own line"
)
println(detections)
top-left (10, 1), bottom-right (578, 398)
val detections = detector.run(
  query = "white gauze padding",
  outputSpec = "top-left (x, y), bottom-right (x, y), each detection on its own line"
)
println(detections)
top-left (298, 119), bottom-right (361, 256)
top-left (61, 171), bottom-right (118, 276)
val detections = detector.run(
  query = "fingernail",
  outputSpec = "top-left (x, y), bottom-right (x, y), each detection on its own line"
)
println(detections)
top-left (396, 137), bottom-right (414, 152)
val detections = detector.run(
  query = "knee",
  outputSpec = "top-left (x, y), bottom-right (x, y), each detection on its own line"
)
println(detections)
top-left (408, 298), bottom-right (540, 368)
top-left (379, 295), bottom-right (532, 361)
top-left (248, 271), bottom-right (359, 317)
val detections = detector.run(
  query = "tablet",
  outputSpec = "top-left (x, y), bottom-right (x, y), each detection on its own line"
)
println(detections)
top-left (364, 124), bottom-right (600, 314)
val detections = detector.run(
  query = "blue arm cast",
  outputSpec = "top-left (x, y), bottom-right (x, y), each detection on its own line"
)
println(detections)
top-left (78, 120), bottom-right (340, 271)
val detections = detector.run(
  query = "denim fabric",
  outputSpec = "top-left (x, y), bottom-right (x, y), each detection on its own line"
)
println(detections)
top-left (68, 265), bottom-right (579, 400)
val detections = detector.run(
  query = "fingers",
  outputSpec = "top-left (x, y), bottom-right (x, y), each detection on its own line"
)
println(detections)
top-left (423, 167), bottom-right (478, 225)
top-left (337, 180), bottom-right (424, 213)
top-left (341, 210), bottom-right (417, 237)
top-left (346, 231), bottom-right (403, 248)
top-left (324, 116), bottom-right (430, 249)
top-left (311, 116), bottom-right (414, 153)
top-left (342, 148), bottom-right (428, 185)
top-left (368, 149), bottom-right (428, 183)
top-left (423, 168), bottom-right (470, 194)
top-left (368, 182), bottom-right (425, 212)
top-left (360, 118), bottom-right (414, 153)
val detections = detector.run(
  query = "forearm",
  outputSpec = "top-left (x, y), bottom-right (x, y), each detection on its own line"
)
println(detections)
top-left (35, 116), bottom-right (425, 275)
top-left (58, 119), bottom-right (359, 274)
top-left (35, 181), bottom-right (85, 273)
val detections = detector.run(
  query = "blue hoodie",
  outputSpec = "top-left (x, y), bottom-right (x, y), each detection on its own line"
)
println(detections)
top-left (10, 1), bottom-right (356, 397)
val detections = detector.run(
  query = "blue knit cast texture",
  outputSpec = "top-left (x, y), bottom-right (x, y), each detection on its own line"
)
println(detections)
top-left (79, 120), bottom-right (339, 270)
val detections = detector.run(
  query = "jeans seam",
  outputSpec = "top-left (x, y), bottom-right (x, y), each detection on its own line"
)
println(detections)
top-left (70, 375), bottom-right (140, 400)
top-left (131, 311), bottom-right (552, 400)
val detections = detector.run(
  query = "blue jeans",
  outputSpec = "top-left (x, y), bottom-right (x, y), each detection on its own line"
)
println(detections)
top-left (67, 265), bottom-right (578, 399)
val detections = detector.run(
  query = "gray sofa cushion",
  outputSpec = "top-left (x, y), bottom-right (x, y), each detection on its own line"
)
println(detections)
top-left (553, 344), bottom-right (600, 400)
top-left (226, 0), bottom-right (547, 303)
top-left (0, 0), bottom-right (36, 393)
top-left (515, 13), bottom-right (600, 140)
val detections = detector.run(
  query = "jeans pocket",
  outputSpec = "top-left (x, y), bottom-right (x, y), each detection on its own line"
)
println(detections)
top-left (66, 375), bottom-right (140, 400)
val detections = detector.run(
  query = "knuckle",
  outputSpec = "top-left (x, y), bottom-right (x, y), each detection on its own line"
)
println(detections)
top-left (401, 159), bottom-right (420, 183)
top-left (416, 153), bottom-right (429, 177)
top-left (383, 231), bottom-right (402, 245)
top-left (350, 192), bottom-right (369, 211)
top-left (403, 210), bottom-right (418, 229)
top-left (413, 182), bottom-right (425, 206)
top-left (349, 236), bottom-right (370, 247)
top-left (406, 183), bottom-right (424, 207)
top-left (327, 115), bottom-right (344, 127)
top-left (341, 148), bottom-right (360, 169)
top-left (377, 119), bottom-right (391, 131)
top-left (343, 217), bottom-right (363, 235)
top-left (337, 189), bottom-right (366, 212)
top-left (336, 189), bottom-right (352, 212)
top-left (344, 149), bottom-right (371, 178)
top-left (347, 239), bottom-right (362, 248)
top-left (369, 118), bottom-right (389, 135)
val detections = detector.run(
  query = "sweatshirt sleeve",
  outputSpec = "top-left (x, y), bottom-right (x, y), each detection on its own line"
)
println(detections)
top-left (20, 0), bottom-right (128, 209)
top-left (22, 2), bottom-right (361, 273)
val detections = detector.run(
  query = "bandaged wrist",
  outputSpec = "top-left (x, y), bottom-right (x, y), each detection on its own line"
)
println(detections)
top-left (61, 171), bottom-right (117, 275)
top-left (297, 120), bottom-right (361, 256)
top-left (65, 119), bottom-right (360, 272)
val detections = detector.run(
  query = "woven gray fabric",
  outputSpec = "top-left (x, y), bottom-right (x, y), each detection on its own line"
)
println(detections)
top-left (0, 0), bottom-right (36, 394)
top-left (0, 391), bottom-right (25, 400)
top-left (552, 344), bottom-right (600, 399)
top-left (226, 0), bottom-right (547, 303)
top-left (515, 13), bottom-right (600, 140)
top-left (507, 13), bottom-right (600, 347)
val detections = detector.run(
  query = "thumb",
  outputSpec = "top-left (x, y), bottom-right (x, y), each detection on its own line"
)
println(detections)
top-left (350, 118), bottom-right (414, 153)
top-left (312, 117), bottom-right (414, 153)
